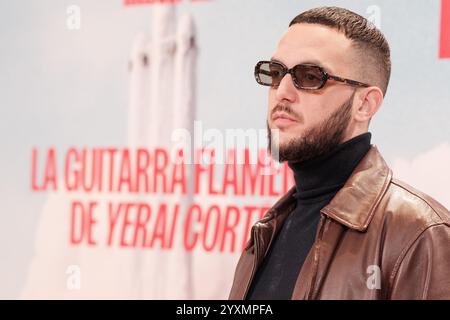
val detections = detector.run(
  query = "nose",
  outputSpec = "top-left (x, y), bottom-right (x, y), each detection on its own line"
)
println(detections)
top-left (275, 73), bottom-right (297, 103)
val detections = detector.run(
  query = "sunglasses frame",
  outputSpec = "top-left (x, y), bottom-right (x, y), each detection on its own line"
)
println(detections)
top-left (255, 60), bottom-right (370, 90)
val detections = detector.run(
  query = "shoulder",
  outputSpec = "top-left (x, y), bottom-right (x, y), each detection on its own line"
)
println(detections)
top-left (385, 177), bottom-right (450, 227)
top-left (372, 178), bottom-right (450, 295)
top-left (375, 177), bottom-right (450, 270)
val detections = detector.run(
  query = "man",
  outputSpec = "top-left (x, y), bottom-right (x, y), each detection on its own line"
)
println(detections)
top-left (229, 6), bottom-right (450, 300)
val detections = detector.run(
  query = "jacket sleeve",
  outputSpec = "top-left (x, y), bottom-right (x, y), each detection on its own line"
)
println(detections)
top-left (389, 224), bottom-right (450, 299)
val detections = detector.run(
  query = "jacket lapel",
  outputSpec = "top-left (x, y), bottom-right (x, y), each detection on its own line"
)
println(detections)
top-left (229, 187), bottom-right (297, 299)
top-left (320, 146), bottom-right (392, 231)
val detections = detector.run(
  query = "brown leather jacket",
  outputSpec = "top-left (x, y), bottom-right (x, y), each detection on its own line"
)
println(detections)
top-left (229, 146), bottom-right (450, 300)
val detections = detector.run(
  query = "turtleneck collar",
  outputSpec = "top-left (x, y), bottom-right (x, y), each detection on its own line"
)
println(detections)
top-left (288, 132), bottom-right (372, 201)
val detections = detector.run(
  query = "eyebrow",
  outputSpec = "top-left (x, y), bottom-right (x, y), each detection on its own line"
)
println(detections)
top-left (270, 57), bottom-right (333, 74)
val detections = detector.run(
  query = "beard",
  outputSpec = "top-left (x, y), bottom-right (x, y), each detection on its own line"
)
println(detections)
top-left (268, 91), bottom-right (355, 163)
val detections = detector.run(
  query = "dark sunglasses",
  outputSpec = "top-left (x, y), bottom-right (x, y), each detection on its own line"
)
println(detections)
top-left (254, 60), bottom-right (370, 90)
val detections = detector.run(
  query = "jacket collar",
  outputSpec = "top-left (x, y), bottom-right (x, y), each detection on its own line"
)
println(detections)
top-left (267, 145), bottom-right (392, 232)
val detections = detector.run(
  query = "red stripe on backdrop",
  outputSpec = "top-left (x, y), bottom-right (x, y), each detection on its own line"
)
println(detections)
top-left (440, 0), bottom-right (450, 58)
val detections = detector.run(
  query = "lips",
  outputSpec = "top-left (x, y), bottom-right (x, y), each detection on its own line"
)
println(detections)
top-left (272, 112), bottom-right (298, 128)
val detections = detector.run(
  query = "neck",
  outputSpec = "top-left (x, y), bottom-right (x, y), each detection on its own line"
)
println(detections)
top-left (288, 132), bottom-right (372, 200)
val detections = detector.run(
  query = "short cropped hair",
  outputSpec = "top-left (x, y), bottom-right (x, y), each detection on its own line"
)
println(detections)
top-left (290, 6), bottom-right (391, 96)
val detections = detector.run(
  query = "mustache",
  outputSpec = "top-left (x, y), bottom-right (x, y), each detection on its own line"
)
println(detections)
top-left (271, 103), bottom-right (301, 121)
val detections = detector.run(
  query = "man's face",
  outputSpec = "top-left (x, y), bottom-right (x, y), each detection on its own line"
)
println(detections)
top-left (267, 23), bottom-right (361, 162)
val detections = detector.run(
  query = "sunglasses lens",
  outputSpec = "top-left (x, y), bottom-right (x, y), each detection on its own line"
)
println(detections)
top-left (255, 61), bottom-right (285, 87)
top-left (294, 65), bottom-right (325, 89)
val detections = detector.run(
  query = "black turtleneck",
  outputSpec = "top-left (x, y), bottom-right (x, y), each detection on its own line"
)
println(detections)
top-left (247, 132), bottom-right (372, 300)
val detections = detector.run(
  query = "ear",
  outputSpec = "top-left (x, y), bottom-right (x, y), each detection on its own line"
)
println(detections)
top-left (353, 86), bottom-right (384, 123)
